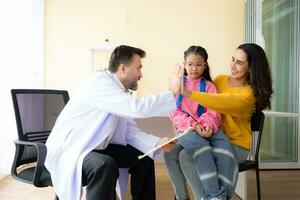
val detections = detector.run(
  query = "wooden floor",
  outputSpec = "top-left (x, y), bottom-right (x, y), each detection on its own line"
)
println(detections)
top-left (0, 164), bottom-right (299, 200)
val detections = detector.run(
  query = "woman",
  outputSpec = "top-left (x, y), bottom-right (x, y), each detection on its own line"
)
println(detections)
top-left (168, 43), bottom-right (273, 200)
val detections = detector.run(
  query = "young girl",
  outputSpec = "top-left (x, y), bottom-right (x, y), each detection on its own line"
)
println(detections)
top-left (164, 46), bottom-right (233, 200)
top-left (171, 46), bottom-right (220, 137)
top-left (178, 43), bottom-right (273, 200)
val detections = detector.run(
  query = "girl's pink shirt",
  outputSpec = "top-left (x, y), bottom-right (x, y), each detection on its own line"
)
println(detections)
top-left (170, 77), bottom-right (221, 133)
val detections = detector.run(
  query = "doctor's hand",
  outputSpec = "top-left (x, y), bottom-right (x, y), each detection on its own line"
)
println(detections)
top-left (169, 64), bottom-right (185, 96)
top-left (172, 123), bottom-right (178, 134)
top-left (156, 137), bottom-right (176, 152)
top-left (181, 75), bottom-right (192, 98)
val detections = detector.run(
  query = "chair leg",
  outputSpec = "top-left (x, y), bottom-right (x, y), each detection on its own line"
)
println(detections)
top-left (255, 166), bottom-right (261, 200)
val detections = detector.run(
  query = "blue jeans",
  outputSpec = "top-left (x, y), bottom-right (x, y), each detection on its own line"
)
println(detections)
top-left (164, 129), bottom-right (249, 200)
top-left (180, 142), bottom-right (249, 200)
top-left (164, 144), bottom-right (204, 200)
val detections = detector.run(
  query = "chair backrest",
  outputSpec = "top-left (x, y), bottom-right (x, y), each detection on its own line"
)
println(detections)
top-left (250, 110), bottom-right (265, 162)
top-left (11, 89), bottom-right (69, 165)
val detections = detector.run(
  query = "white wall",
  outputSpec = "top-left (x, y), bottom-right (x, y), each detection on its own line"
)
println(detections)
top-left (44, 0), bottom-right (244, 96)
top-left (0, 0), bottom-right (44, 179)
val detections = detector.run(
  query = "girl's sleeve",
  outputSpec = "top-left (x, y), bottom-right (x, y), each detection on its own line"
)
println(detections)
top-left (169, 109), bottom-right (198, 132)
top-left (196, 82), bottom-right (221, 133)
top-left (169, 94), bottom-right (198, 131)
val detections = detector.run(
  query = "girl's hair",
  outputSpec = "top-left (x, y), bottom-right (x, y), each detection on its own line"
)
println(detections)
top-left (237, 43), bottom-right (273, 111)
top-left (184, 45), bottom-right (212, 82)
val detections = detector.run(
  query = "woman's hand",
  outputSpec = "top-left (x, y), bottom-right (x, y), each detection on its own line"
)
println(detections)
top-left (181, 86), bottom-right (192, 97)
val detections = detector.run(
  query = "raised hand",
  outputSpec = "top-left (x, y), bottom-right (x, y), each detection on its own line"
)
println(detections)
top-left (178, 65), bottom-right (192, 97)
top-left (169, 64), bottom-right (185, 96)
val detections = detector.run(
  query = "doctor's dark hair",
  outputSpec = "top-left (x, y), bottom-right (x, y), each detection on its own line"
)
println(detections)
top-left (184, 45), bottom-right (212, 82)
top-left (108, 45), bottom-right (146, 73)
top-left (237, 43), bottom-right (273, 111)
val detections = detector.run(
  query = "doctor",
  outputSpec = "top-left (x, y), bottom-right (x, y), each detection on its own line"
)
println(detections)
top-left (45, 45), bottom-right (181, 200)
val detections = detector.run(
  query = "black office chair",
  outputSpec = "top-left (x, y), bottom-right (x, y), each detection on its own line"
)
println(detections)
top-left (11, 89), bottom-right (69, 200)
top-left (239, 110), bottom-right (265, 200)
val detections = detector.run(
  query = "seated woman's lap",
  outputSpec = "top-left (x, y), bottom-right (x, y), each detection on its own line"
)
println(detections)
top-left (210, 129), bottom-right (249, 164)
top-left (232, 145), bottom-right (249, 164)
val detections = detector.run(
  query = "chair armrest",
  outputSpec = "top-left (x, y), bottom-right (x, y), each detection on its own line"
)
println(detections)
top-left (12, 139), bottom-right (47, 186)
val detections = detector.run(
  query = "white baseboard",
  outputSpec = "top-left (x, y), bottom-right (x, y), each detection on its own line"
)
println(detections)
top-left (235, 172), bottom-right (247, 200)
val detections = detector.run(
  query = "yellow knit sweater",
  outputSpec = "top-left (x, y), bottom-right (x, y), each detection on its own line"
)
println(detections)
top-left (190, 75), bottom-right (256, 150)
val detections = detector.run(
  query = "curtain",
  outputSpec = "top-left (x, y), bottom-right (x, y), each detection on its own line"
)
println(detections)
top-left (0, 0), bottom-right (44, 180)
top-left (245, 0), bottom-right (300, 167)
top-left (261, 0), bottom-right (299, 163)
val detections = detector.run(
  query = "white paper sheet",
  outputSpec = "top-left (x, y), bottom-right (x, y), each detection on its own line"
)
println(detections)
top-left (138, 127), bottom-right (193, 160)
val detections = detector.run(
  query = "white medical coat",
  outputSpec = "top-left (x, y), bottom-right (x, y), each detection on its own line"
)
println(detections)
top-left (45, 70), bottom-right (176, 200)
